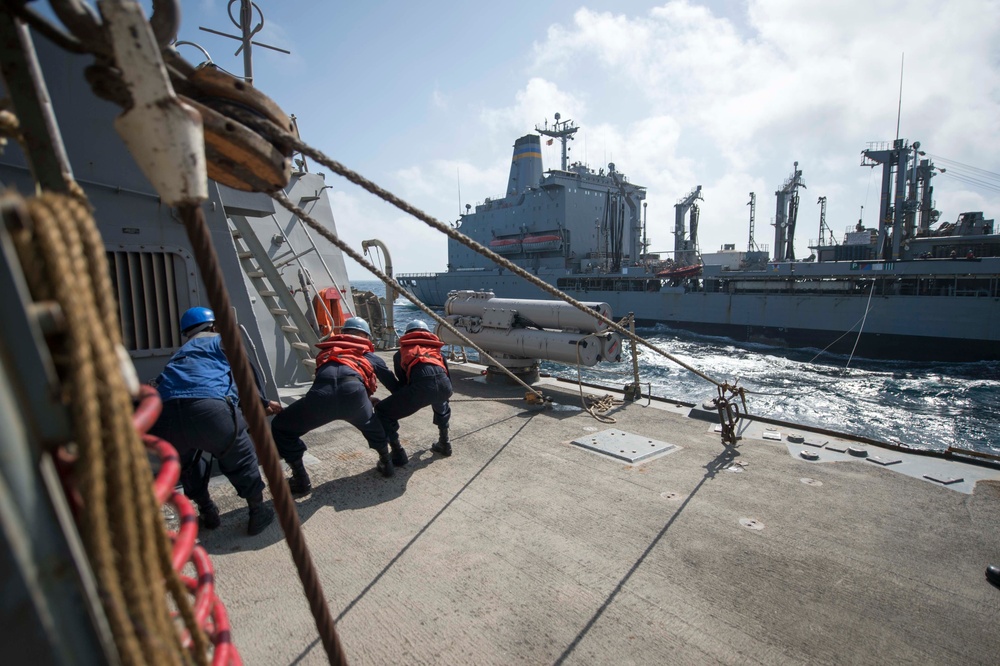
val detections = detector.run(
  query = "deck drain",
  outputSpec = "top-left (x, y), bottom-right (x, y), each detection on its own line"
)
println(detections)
top-left (660, 491), bottom-right (682, 501)
top-left (800, 477), bottom-right (823, 486)
top-left (571, 429), bottom-right (678, 463)
top-left (739, 518), bottom-right (765, 531)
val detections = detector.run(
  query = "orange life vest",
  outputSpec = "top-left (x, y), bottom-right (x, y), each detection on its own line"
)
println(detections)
top-left (314, 334), bottom-right (378, 395)
top-left (399, 330), bottom-right (447, 381)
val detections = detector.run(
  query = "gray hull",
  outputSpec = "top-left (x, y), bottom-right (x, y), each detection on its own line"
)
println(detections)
top-left (400, 268), bottom-right (1000, 362)
top-left (397, 118), bottom-right (999, 363)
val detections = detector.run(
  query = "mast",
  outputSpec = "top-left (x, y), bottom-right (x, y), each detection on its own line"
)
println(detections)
top-left (536, 113), bottom-right (579, 171)
top-left (197, 0), bottom-right (291, 85)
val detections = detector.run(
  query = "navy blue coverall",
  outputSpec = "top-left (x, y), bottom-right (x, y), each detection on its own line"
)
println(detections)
top-left (375, 352), bottom-right (452, 445)
top-left (270, 351), bottom-right (398, 463)
top-left (149, 332), bottom-right (270, 504)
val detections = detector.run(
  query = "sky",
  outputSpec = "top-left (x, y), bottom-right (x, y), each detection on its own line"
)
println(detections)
top-left (170, 0), bottom-right (1000, 279)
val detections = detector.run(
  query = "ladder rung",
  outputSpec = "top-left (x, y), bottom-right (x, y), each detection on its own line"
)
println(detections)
top-left (238, 251), bottom-right (254, 259)
top-left (247, 271), bottom-right (265, 278)
top-left (259, 290), bottom-right (278, 297)
top-left (301, 359), bottom-right (317, 369)
top-left (281, 325), bottom-right (299, 333)
top-left (291, 342), bottom-right (311, 351)
top-left (230, 230), bottom-right (242, 238)
top-left (269, 308), bottom-right (288, 315)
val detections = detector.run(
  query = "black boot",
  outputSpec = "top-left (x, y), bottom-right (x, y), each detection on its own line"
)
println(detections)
top-left (246, 491), bottom-right (275, 536)
top-left (389, 439), bottom-right (408, 467)
top-left (375, 447), bottom-right (395, 477)
top-left (987, 565), bottom-right (1000, 588)
top-left (196, 497), bottom-right (221, 530)
top-left (287, 458), bottom-right (312, 496)
top-left (431, 427), bottom-right (452, 457)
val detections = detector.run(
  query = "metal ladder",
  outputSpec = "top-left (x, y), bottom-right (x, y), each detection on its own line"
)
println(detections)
top-left (228, 215), bottom-right (318, 371)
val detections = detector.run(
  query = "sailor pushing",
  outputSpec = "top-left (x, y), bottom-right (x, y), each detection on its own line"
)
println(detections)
top-left (150, 307), bottom-right (280, 536)
top-left (271, 317), bottom-right (400, 490)
top-left (376, 320), bottom-right (455, 458)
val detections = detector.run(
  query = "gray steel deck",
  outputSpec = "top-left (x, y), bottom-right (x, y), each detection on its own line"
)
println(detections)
top-left (197, 358), bottom-right (1000, 665)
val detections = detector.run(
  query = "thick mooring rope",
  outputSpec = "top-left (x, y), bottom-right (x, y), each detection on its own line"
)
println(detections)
top-left (177, 204), bottom-right (348, 666)
top-left (13, 192), bottom-right (206, 665)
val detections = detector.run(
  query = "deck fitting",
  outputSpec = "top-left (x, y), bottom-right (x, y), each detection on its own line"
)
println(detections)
top-left (571, 428), bottom-right (678, 463)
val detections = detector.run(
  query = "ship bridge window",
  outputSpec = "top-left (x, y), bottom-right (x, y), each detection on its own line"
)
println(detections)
top-left (107, 248), bottom-right (197, 355)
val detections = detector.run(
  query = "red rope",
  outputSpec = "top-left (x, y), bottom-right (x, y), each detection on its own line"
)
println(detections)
top-left (134, 384), bottom-right (242, 664)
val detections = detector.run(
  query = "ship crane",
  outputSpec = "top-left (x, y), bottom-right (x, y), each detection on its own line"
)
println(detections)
top-left (817, 196), bottom-right (837, 247)
top-left (747, 192), bottom-right (759, 252)
top-left (860, 139), bottom-right (936, 260)
top-left (674, 185), bottom-right (703, 266)
top-left (773, 162), bottom-right (805, 262)
top-left (536, 112), bottom-right (579, 171)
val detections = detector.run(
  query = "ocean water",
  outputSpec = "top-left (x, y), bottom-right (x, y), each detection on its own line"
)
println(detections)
top-left (355, 281), bottom-right (1000, 455)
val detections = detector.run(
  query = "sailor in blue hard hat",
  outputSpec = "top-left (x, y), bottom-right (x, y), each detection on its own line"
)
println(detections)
top-left (149, 307), bottom-right (282, 535)
top-left (271, 315), bottom-right (401, 487)
top-left (375, 319), bottom-right (454, 460)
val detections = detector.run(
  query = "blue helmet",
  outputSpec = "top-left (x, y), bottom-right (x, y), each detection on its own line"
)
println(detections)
top-left (405, 320), bottom-right (430, 333)
top-left (342, 316), bottom-right (371, 338)
top-left (180, 307), bottom-right (215, 334)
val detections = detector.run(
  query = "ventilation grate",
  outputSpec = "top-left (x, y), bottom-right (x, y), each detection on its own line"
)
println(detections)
top-left (107, 250), bottom-right (184, 351)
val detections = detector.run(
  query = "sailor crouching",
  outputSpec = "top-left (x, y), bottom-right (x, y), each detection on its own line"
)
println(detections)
top-left (270, 317), bottom-right (400, 489)
top-left (150, 307), bottom-right (280, 536)
top-left (375, 320), bottom-right (454, 458)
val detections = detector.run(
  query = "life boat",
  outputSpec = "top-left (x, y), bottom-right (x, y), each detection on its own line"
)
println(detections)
top-left (656, 264), bottom-right (702, 279)
top-left (489, 237), bottom-right (522, 254)
top-left (522, 234), bottom-right (563, 253)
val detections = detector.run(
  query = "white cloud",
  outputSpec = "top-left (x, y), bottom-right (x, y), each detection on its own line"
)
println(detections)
top-left (514, 0), bottom-right (1000, 256)
top-left (479, 78), bottom-right (587, 139)
top-left (327, 0), bottom-right (998, 273)
top-left (431, 88), bottom-right (449, 110)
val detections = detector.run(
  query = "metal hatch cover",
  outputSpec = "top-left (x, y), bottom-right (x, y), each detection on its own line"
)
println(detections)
top-left (571, 429), bottom-right (679, 463)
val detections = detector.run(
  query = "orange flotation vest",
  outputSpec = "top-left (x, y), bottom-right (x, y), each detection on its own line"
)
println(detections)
top-left (315, 334), bottom-right (378, 395)
top-left (399, 330), bottom-right (448, 381)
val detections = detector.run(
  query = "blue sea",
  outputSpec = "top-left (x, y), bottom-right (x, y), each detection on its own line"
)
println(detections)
top-left (355, 281), bottom-right (1000, 456)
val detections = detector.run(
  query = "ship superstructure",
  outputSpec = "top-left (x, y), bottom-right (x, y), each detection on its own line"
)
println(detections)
top-left (399, 119), bottom-right (1000, 362)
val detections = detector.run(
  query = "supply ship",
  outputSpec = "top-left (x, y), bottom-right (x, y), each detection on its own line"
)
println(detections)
top-left (2, 3), bottom-right (999, 664)
top-left (398, 115), bottom-right (1000, 362)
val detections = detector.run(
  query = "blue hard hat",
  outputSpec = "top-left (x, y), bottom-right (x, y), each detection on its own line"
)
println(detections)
top-left (180, 307), bottom-right (215, 333)
top-left (405, 320), bottom-right (430, 333)
top-left (342, 316), bottom-right (371, 338)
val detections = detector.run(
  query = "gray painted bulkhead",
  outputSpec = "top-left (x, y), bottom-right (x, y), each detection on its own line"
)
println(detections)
top-left (0, 30), bottom-right (354, 391)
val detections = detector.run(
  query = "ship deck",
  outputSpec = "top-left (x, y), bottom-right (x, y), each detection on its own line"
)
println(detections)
top-left (198, 356), bottom-right (1000, 665)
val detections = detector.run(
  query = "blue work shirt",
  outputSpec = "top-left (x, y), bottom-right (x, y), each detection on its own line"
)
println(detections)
top-left (155, 333), bottom-right (238, 402)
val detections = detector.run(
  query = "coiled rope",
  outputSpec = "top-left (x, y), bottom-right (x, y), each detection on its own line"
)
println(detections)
top-left (11, 192), bottom-right (208, 665)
